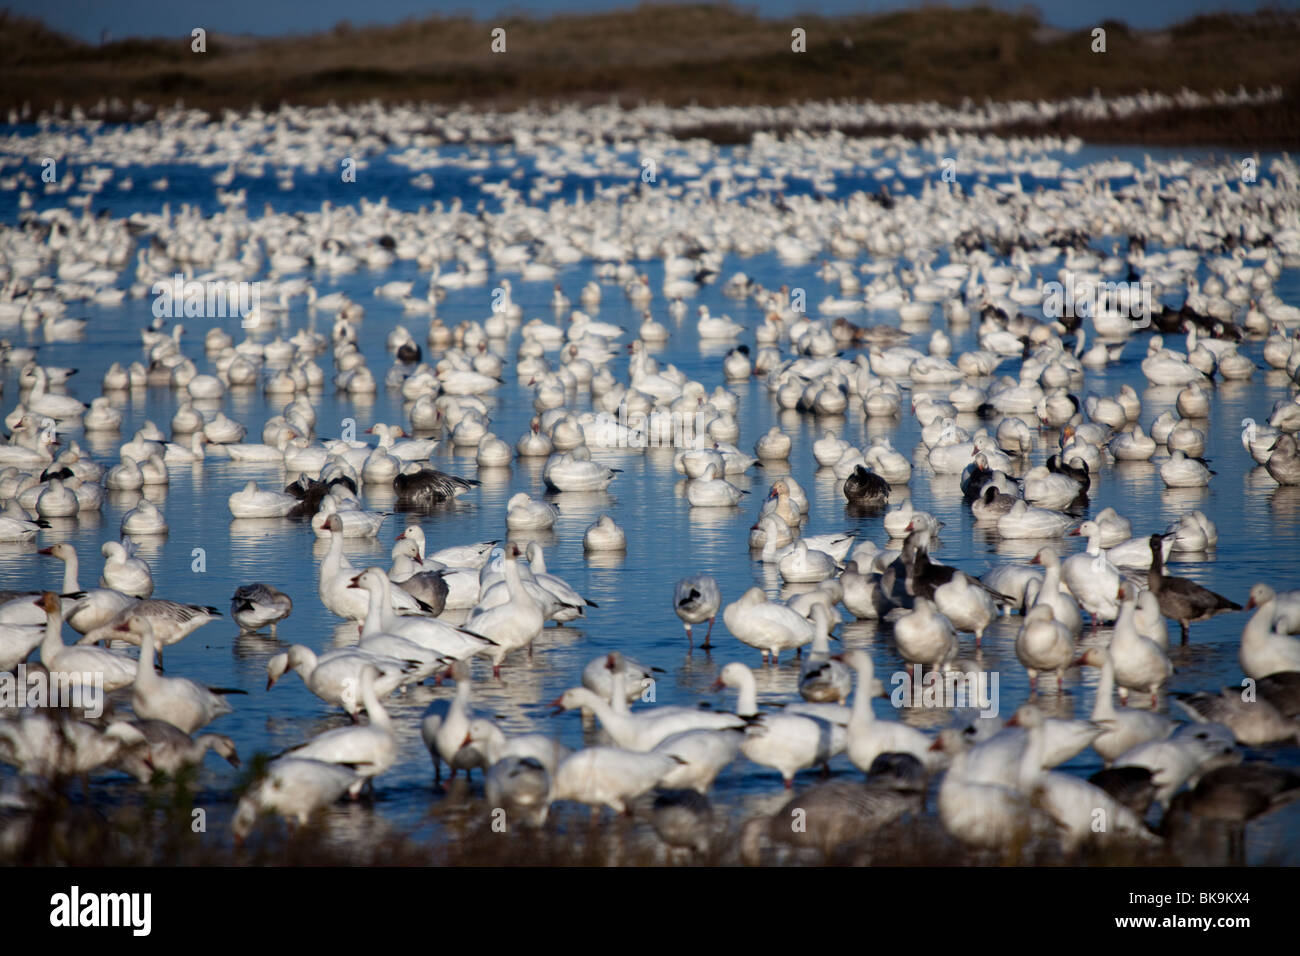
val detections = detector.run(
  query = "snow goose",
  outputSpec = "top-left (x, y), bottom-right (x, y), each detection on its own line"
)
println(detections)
top-left (1146, 535), bottom-right (1240, 642)
top-left (505, 492), bottom-right (559, 530)
top-left (318, 515), bottom-right (427, 620)
top-left (937, 745), bottom-right (1036, 851)
top-left (714, 661), bottom-right (844, 787)
top-left (1061, 523), bottom-right (1123, 626)
top-left (466, 543), bottom-right (545, 676)
top-left (520, 542), bottom-right (596, 620)
top-left (893, 598), bottom-right (958, 669)
top-left (722, 587), bottom-right (815, 664)
top-left (1245, 582), bottom-right (1300, 637)
top-left (842, 650), bottom-right (941, 771)
top-left (1009, 705), bottom-right (1158, 853)
top-left (35, 593), bottom-right (136, 692)
top-left (740, 754), bottom-right (926, 863)
top-left (99, 540), bottom-right (153, 597)
top-left (1110, 583), bottom-right (1173, 703)
top-left (1174, 688), bottom-right (1300, 747)
top-left (0, 714), bottom-right (148, 778)
top-left (798, 607), bottom-right (851, 703)
top-left (230, 583), bottom-right (293, 632)
top-left (778, 539), bottom-right (837, 583)
top-left (997, 499), bottom-right (1074, 539)
top-left (583, 514), bottom-right (626, 551)
top-left (1014, 604), bottom-right (1074, 689)
top-left (393, 464), bottom-right (479, 506)
top-left (652, 728), bottom-right (743, 793)
top-left (351, 568), bottom-right (490, 661)
top-left (232, 757), bottom-right (361, 840)
top-left (129, 620), bottom-right (243, 733)
top-left (1159, 449), bottom-right (1214, 488)
top-left (266, 645), bottom-right (418, 717)
top-left (116, 719), bottom-right (239, 782)
top-left (37, 543), bottom-right (136, 634)
top-left (550, 746), bottom-right (680, 815)
top-left (465, 718), bottom-right (570, 775)
top-left (842, 464), bottom-right (890, 507)
top-left (285, 665), bottom-right (397, 792)
top-left (933, 571), bottom-right (997, 646)
top-left (1075, 646), bottom-right (1173, 762)
top-left (228, 480), bottom-right (299, 518)
top-left (1025, 548), bottom-right (1082, 637)
top-left (1108, 424), bottom-right (1156, 461)
top-left (674, 574), bottom-right (721, 648)
top-left (420, 661), bottom-right (487, 783)
top-left (754, 425), bottom-right (791, 460)
top-left (1165, 764), bottom-right (1300, 841)
top-left (555, 670), bottom-right (745, 752)
top-left (685, 463), bottom-right (745, 507)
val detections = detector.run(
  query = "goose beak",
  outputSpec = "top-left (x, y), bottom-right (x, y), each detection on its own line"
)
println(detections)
top-left (1004, 714), bottom-right (1021, 727)
top-left (710, 678), bottom-right (726, 692)
top-left (1071, 655), bottom-right (1089, 667)
top-left (37, 547), bottom-right (53, 555)
top-left (396, 531), bottom-right (406, 540)
top-left (1246, 596), bottom-right (1257, 609)
top-left (1068, 528), bottom-right (1081, 536)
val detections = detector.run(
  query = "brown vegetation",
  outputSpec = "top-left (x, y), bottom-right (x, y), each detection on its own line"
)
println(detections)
top-left (1, 5), bottom-right (1298, 144)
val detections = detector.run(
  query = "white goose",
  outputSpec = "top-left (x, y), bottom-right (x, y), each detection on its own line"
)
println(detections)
top-left (233, 757), bottom-right (361, 839)
top-left (36, 593), bottom-right (136, 692)
top-left (674, 574), bottom-right (722, 648)
top-left (1239, 584), bottom-right (1300, 678)
top-left (464, 717), bottom-right (571, 775)
top-left (715, 661), bottom-right (845, 787)
top-left (465, 543), bottom-right (545, 677)
top-left (842, 650), bottom-right (942, 772)
top-left (266, 645), bottom-right (419, 717)
top-left (1011, 705), bottom-right (1158, 852)
top-left (420, 661), bottom-right (487, 783)
top-left (1075, 646), bottom-right (1173, 763)
top-left (130, 620), bottom-right (241, 733)
top-left (352, 568), bottom-right (491, 661)
top-left (554, 673), bottom-right (745, 752)
top-left (550, 746), bottom-right (680, 815)
top-left (1110, 584), bottom-right (1172, 704)
top-left (319, 515), bottom-right (426, 620)
top-left (99, 540), bottom-right (154, 598)
top-left (722, 587), bottom-right (815, 664)
top-left (285, 665), bottom-right (397, 792)
top-left (38, 543), bottom-right (136, 634)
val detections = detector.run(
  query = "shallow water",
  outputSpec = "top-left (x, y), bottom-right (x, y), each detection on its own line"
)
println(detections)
top-left (1, 132), bottom-right (1299, 862)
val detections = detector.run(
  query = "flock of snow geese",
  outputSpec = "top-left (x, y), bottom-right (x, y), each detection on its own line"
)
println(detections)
top-left (1, 96), bottom-right (1300, 862)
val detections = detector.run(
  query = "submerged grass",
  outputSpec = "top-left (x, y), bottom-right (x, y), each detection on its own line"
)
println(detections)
top-left (2, 767), bottom-right (1280, 867)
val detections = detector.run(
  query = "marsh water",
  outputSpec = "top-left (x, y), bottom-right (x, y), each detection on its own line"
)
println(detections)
top-left (1, 132), bottom-right (1298, 863)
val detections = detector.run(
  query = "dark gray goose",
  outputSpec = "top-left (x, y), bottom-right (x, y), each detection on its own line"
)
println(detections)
top-left (393, 465), bottom-right (479, 507)
top-left (1147, 534), bottom-right (1241, 642)
top-left (739, 752), bottom-right (926, 863)
top-left (1163, 763), bottom-right (1300, 862)
top-left (230, 583), bottom-right (293, 632)
top-left (1265, 433), bottom-right (1300, 485)
top-left (843, 464), bottom-right (890, 508)
top-left (1257, 672), bottom-right (1300, 718)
